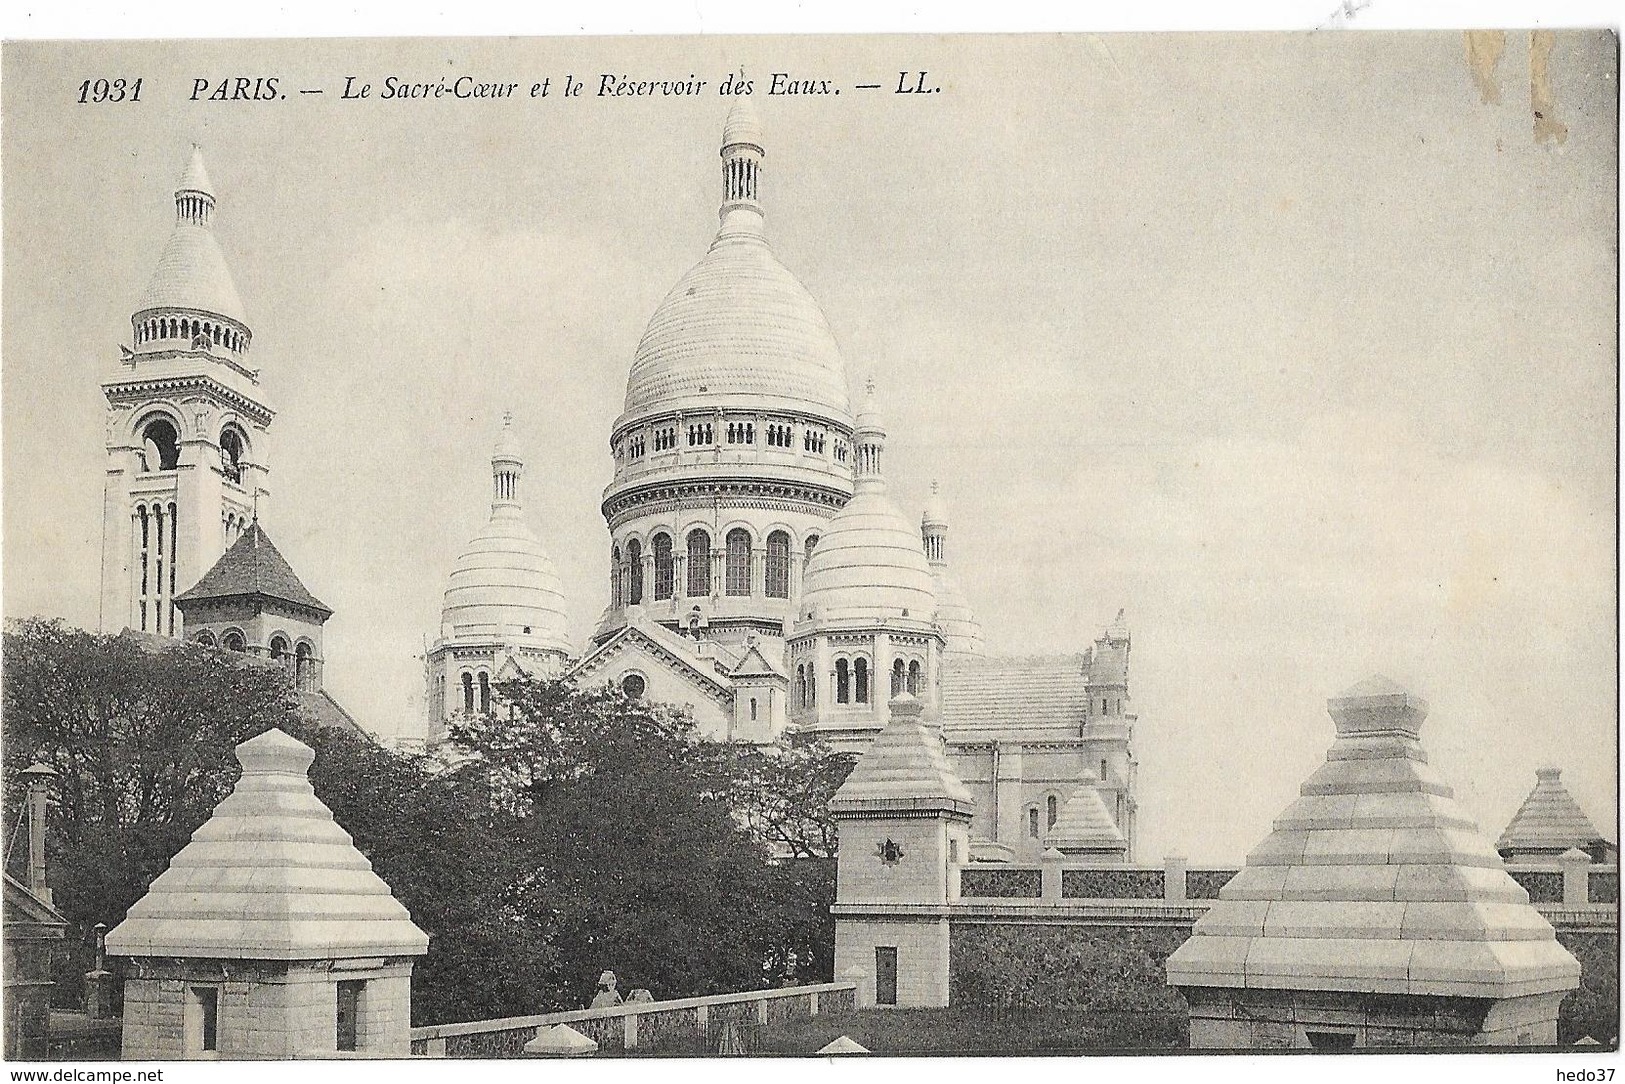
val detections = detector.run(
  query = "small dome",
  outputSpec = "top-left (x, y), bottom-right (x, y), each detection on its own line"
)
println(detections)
top-left (802, 490), bottom-right (936, 625)
top-left (440, 422), bottom-right (571, 652)
top-left (933, 568), bottom-right (985, 656)
top-left (135, 149), bottom-right (247, 325)
top-left (441, 514), bottom-right (571, 649)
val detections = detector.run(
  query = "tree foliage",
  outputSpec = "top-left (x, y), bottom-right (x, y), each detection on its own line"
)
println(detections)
top-left (3, 620), bottom-right (853, 1026)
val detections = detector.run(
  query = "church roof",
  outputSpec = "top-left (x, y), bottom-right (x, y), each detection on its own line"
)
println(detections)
top-left (1165, 676), bottom-right (1579, 1000)
top-left (1496, 767), bottom-right (1609, 857)
top-left (620, 109), bottom-right (852, 426)
top-left (731, 640), bottom-right (787, 681)
top-left (297, 688), bottom-right (363, 737)
top-left (830, 694), bottom-right (974, 816)
top-left (175, 522), bottom-right (331, 617)
top-left (1043, 775), bottom-right (1128, 857)
top-left (105, 729), bottom-right (429, 961)
top-left (939, 654), bottom-right (1089, 738)
top-left (135, 149), bottom-right (247, 324)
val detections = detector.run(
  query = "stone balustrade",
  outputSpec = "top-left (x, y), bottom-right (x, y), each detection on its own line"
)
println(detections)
top-left (408, 981), bottom-right (856, 1058)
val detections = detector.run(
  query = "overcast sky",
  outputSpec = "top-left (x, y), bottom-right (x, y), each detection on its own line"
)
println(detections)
top-left (2, 32), bottom-right (1615, 862)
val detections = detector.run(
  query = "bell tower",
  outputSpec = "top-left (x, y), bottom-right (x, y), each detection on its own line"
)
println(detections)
top-left (99, 147), bottom-right (272, 637)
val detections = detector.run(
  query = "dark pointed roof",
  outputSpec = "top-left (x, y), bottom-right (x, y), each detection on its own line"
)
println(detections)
top-left (175, 522), bottom-right (331, 617)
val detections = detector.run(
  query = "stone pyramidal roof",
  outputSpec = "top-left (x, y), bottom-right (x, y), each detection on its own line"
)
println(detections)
top-left (106, 729), bottom-right (428, 960)
top-left (1166, 676), bottom-right (1579, 999)
top-left (830, 693), bottom-right (974, 816)
top-left (1043, 774), bottom-right (1128, 858)
top-left (1496, 767), bottom-right (1609, 858)
top-left (176, 521), bottom-right (331, 616)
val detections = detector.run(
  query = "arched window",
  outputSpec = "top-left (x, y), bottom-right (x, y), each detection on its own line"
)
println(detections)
top-left (221, 630), bottom-right (246, 653)
top-left (140, 417), bottom-right (180, 472)
top-left (805, 534), bottom-right (819, 560)
top-left (269, 635), bottom-right (291, 677)
top-left (650, 533), bottom-right (676, 601)
top-left (611, 546), bottom-right (623, 607)
top-left (1100, 759), bottom-right (1109, 783)
top-left (1028, 807), bottom-right (1040, 839)
top-left (835, 658), bottom-right (850, 704)
top-left (478, 672), bottom-right (491, 714)
top-left (1047, 794), bottom-right (1059, 829)
top-left (194, 631), bottom-right (216, 648)
top-left (750, 697), bottom-right (758, 722)
top-left (765, 531), bottom-right (790, 598)
top-left (891, 658), bottom-right (906, 697)
top-left (854, 658), bottom-right (870, 704)
top-left (795, 664), bottom-right (807, 707)
top-left (725, 529), bottom-right (751, 596)
top-left (908, 659), bottom-right (922, 696)
top-left (626, 539), bottom-right (644, 605)
top-left (461, 672), bottom-right (475, 713)
top-left (219, 426), bottom-right (245, 485)
top-left (295, 642), bottom-right (314, 691)
top-left (686, 529), bottom-right (711, 596)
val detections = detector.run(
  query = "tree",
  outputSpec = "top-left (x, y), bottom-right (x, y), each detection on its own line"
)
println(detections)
top-left (2, 618), bottom-right (305, 1002)
top-left (303, 728), bottom-right (555, 1026)
top-left (450, 677), bottom-right (846, 1004)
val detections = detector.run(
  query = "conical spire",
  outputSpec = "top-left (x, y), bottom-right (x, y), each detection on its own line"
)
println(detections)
top-left (134, 146), bottom-right (249, 331)
top-left (717, 98), bottom-right (765, 240)
top-left (175, 144), bottom-right (216, 226)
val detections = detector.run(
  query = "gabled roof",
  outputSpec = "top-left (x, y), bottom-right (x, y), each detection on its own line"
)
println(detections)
top-left (731, 639), bottom-right (787, 681)
top-left (831, 694), bottom-right (974, 816)
top-left (175, 522), bottom-right (331, 617)
top-left (106, 729), bottom-right (427, 961)
top-left (1497, 767), bottom-right (1609, 856)
top-left (939, 654), bottom-right (1089, 738)
top-left (3, 872), bottom-right (67, 930)
top-left (568, 618), bottom-right (734, 703)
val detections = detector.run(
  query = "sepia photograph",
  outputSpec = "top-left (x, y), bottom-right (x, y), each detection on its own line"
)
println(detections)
top-left (0, 22), bottom-right (1617, 1066)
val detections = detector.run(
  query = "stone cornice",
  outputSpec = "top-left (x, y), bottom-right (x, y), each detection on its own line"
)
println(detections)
top-left (104, 371), bottom-right (274, 426)
top-left (603, 476), bottom-right (849, 527)
top-left (570, 627), bottom-right (734, 706)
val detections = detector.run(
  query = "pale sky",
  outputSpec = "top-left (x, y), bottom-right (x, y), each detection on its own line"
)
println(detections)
top-left (2, 32), bottom-right (1616, 863)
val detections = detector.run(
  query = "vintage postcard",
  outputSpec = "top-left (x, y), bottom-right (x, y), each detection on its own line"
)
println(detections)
top-left (0, 29), bottom-right (1616, 1067)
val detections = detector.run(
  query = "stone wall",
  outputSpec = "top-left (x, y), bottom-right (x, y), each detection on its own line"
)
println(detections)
top-left (1062, 868), bottom-right (1163, 899)
top-left (959, 868), bottom-right (1040, 898)
top-left (949, 922), bottom-right (1191, 1020)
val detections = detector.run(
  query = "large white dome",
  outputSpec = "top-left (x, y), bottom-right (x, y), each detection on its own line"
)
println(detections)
top-left (932, 568), bottom-right (985, 655)
top-left (620, 101), bottom-right (851, 426)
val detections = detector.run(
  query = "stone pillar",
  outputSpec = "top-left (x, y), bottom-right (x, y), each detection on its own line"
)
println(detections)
top-left (996, 743), bottom-right (1025, 846)
top-left (751, 546), bottom-right (766, 596)
top-left (789, 551), bottom-right (805, 610)
top-left (640, 553), bottom-right (654, 604)
top-left (1040, 848), bottom-right (1064, 901)
top-left (1164, 854), bottom-right (1188, 903)
top-left (674, 553), bottom-right (687, 600)
top-left (1560, 847), bottom-right (1592, 905)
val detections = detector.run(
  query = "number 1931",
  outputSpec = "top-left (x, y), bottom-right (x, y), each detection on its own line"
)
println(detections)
top-left (78, 78), bottom-right (143, 104)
